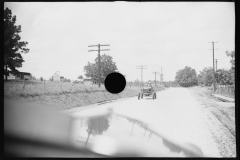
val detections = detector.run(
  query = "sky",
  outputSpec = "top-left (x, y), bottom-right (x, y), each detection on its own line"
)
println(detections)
top-left (4, 2), bottom-right (235, 82)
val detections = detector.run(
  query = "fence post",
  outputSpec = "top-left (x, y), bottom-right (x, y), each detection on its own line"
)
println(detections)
top-left (60, 80), bottom-right (63, 92)
top-left (23, 79), bottom-right (26, 90)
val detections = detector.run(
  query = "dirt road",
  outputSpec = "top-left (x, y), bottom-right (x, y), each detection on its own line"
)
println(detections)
top-left (188, 87), bottom-right (235, 157)
top-left (69, 87), bottom-right (236, 157)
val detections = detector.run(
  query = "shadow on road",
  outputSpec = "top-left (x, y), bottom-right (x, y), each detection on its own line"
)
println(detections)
top-left (140, 97), bottom-right (155, 100)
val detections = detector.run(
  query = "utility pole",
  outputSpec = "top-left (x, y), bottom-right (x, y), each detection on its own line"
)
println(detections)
top-left (88, 44), bottom-right (110, 87)
top-left (215, 59), bottom-right (218, 71)
top-left (152, 71), bottom-right (159, 86)
top-left (160, 67), bottom-right (163, 84)
top-left (209, 42), bottom-right (218, 92)
top-left (136, 65), bottom-right (147, 87)
top-left (215, 59), bottom-right (220, 84)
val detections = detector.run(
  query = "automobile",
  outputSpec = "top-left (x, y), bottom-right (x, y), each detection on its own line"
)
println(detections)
top-left (138, 85), bottom-right (156, 100)
top-left (4, 100), bottom-right (204, 157)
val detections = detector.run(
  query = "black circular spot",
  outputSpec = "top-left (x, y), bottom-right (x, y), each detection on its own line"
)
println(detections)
top-left (104, 72), bottom-right (126, 94)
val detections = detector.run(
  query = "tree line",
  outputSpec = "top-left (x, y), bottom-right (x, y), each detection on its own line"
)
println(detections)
top-left (174, 50), bottom-right (235, 88)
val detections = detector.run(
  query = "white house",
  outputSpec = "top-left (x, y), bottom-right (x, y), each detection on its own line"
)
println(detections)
top-left (52, 72), bottom-right (61, 81)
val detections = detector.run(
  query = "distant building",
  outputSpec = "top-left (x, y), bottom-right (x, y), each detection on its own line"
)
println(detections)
top-left (52, 72), bottom-right (61, 81)
top-left (15, 72), bottom-right (32, 80)
top-left (84, 77), bottom-right (92, 84)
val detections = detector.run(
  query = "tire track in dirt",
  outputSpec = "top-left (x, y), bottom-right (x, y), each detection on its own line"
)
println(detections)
top-left (188, 87), bottom-right (236, 157)
top-left (204, 108), bottom-right (236, 157)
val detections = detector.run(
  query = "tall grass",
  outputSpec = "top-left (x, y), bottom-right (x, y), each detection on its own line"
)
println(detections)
top-left (4, 80), bottom-right (142, 98)
top-left (4, 80), bottom-right (107, 97)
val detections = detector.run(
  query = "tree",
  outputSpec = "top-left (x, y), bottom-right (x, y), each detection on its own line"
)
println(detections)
top-left (172, 81), bottom-right (180, 87)
top-left (197, 74), bottom-right (204, 85)
top-left (226, 51), bottom-right (235, 70)
top-left (216, 69), bottom-right (232, 85)
top-left (63, 78), bottom-right (71, 83)
top-left (83, 62), bottom-right (98, 82)
top-left (197, 67), bottom-right (214, 86)
top-left (77, 75), bottom-right (84, 79)
top-left (97, 54), bottom-right (118, 82)
top-left (4, 8), bottom-right (29, 81)
top-left (83, 54), bottom-right (118, 83)
top-left (226, 50), bottom-right (235, 87)
top-left (175, 66), bottom-right (198, 87)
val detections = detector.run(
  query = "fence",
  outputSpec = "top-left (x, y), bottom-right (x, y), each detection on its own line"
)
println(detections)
top-left (4, 79), bottom-right (108, 97)
top-left (5, 80), bottom-right (145, 97)
top-left (215, 84), bottom-right (235, 98)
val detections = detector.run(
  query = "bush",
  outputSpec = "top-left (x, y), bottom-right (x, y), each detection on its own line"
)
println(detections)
top-left (175, 66), bottom-right (198, 87)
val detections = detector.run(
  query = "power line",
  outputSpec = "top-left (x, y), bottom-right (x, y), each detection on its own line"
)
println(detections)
top-left (209, 41), bottom-right (218, 91)
top-left (136, 65), bottom-right (147, 87)
top-left (88, 44), bottom-right (110, 88)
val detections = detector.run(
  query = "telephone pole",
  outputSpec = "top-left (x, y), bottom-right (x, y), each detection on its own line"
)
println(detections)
top-left (215, 59), bottom-right (218, 71)
top-left (209, 42), bottom-right (218, 91)
top-left (136, 65), bottom-right (147, 87)
top-left (215, 59), bottom-right (220, 83)
top-left (152, 71), bottom-right (159, 86)
top-left (88, 44), bottom-right (110, 87)
top-left (160, 67), bottom-right (163, 84)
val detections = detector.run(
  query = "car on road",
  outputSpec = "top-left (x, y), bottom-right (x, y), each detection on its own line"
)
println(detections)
top-left (138, 85), bottom-right (156, 100)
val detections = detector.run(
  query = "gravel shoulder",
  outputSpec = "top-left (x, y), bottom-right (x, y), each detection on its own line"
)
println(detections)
top-left (187, 86), bottom-right (236, 157)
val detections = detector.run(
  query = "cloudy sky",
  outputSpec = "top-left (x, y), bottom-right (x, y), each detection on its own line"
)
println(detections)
top-left (4, 2), bottom-right (235, 82)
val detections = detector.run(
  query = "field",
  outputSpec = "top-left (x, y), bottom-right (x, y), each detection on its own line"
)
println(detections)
top-left (4, 80), bottom-right (165, 110)
top-left (4, 80), bottom-right (108, 98)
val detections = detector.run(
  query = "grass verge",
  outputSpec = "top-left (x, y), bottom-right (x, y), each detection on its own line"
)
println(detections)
top-left (4, 81), bottom-right (165, 110)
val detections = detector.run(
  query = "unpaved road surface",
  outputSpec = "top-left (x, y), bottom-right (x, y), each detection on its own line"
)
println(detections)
top-left (69, 87), bottom-right (236, 157)
top-left (188, 87), bottom-right (235, 157)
